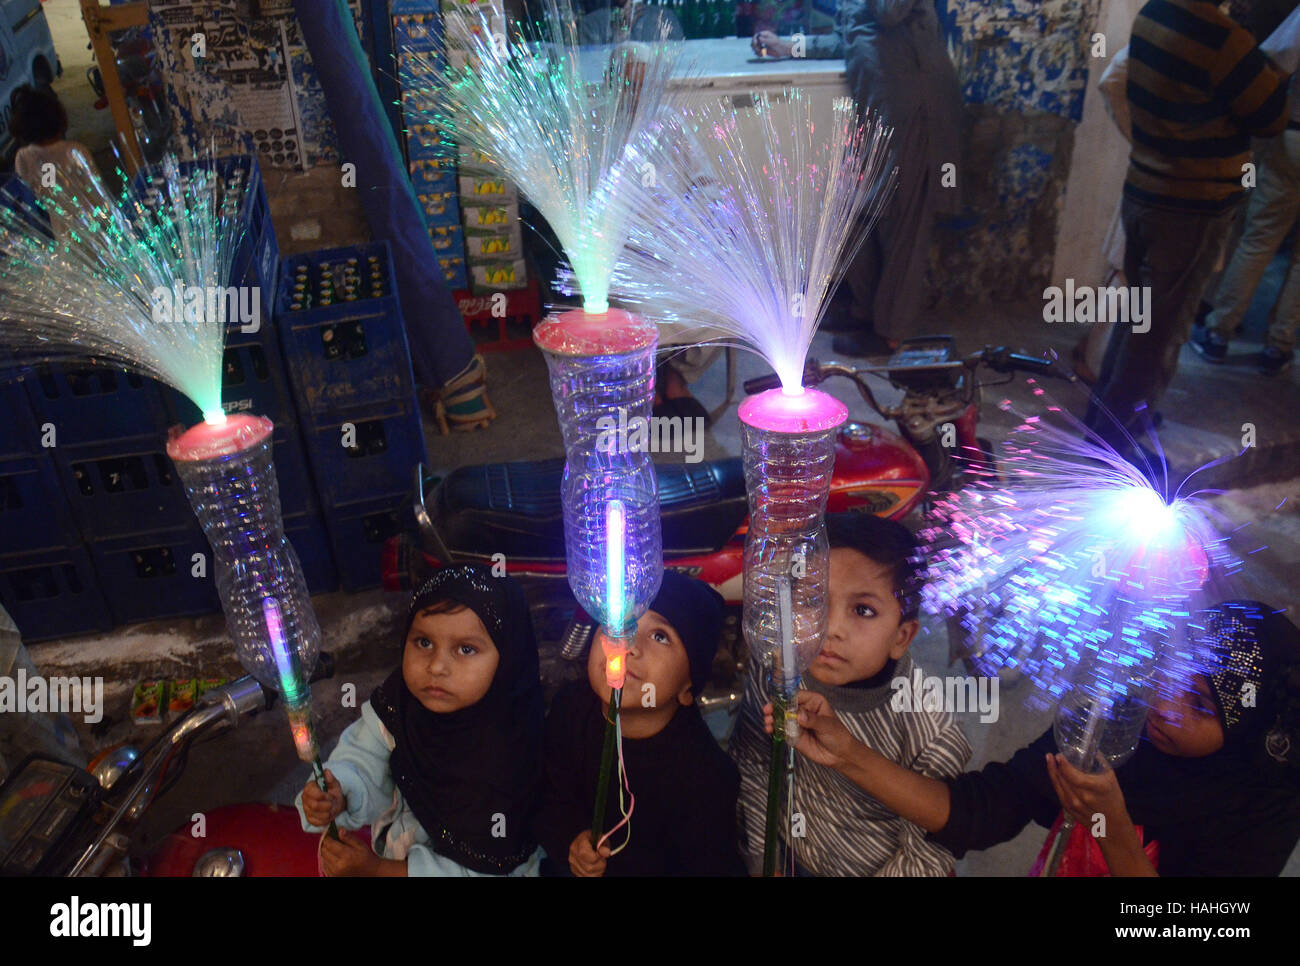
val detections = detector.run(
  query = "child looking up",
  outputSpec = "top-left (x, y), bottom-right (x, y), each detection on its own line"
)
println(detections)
top-left (784, 599), bottom-right (1300, 876)
top-left (535, 570), bottom-right (746, 876)
top-left (298, 566), bottom-right (544, 876)
top-left (732, 511), bottom-right (972, 875)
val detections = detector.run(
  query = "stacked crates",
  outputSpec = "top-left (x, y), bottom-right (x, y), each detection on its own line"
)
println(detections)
top-left (277, 242), bottom-right (428, 591)
top-left (439, 0), bottom-right (530, 298)
top-left (394, 0), bottom-right (467, 291)
top-left (0, 372), bottom-right (114, 641)
top-left (390, 0), bottom-right (533, 339)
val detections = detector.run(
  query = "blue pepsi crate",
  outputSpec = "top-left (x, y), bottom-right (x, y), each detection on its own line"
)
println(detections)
top-left (303, 399), bottom-right (428, 508)
top-left (319, 491), bottom-right (406, 592)
top-left (132, 154), bottom-right (269, 239)
top-left (276, 244), bottom-right (420, 420)
top-left (0, 455), bottom-right (81, 553)
top-left (133, 154), bottom-right (275, 310)
top-left (89, 525), bottom-right (221, 625)
top-left (53, 433), bottom-right (195, 541)
top-left (23, 363), bottom-right (173, 446)
top-left (0, 544), bottom-right (113, 642)
top-left (231, 218), bottom-right (280, 322)
top-left (285, 511), bottom-right (339, 595)
top-left (0, 376), bottom-right (39, 459)
top-left (273, 423), bottom-right (322, 518)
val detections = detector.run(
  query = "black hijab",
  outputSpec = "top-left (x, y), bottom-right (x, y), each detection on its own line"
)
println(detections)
top-left (371, 566), bottom-right (544, 875)
top-left (1117, 600), bottom-right (1300, 873)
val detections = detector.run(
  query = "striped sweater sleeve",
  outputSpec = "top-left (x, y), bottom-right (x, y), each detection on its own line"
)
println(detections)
top-left (873, 705), bottom-right (971, 877)
top-left (1214, 20), bottom-right (1290, 135)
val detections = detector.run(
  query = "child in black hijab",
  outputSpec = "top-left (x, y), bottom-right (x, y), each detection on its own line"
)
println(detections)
top-left (535, 570), bottom-right (747, 876)
top-left (779, 598), bottom-right (1300, 875)
top-left (297, 565), bottom-right (544, 876)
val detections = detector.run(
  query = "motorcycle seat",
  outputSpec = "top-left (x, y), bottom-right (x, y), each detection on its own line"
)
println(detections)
top-left (433, 457), bottom-right (748, 559)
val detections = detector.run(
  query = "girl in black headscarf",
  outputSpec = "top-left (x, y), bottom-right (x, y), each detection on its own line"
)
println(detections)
top-left (297, 566), bottom-right (544, 876)
top-left (780, 599), bottom-right (1300, 875)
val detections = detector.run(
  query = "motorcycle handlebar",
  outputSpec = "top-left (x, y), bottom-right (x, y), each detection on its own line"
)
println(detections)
top-left (741, 346), bottom-right (1065, 398)
top-left (980, 346), bottom-right (1062, 377)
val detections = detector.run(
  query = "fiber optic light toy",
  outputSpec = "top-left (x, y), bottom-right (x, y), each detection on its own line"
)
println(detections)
top-left (534, 307), bottom-right (663, 846)
top-left (920, 397), bottom-right (1230, 875)
top-left (165, 413), bottom-right (335, 839)
top-left (739, 386), bottom-right (847, 875)
top-left (0, 151), bottom-right (339, 837)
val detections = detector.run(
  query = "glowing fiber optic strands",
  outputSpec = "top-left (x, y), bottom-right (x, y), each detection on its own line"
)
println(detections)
top-left (920, 393), bottom-right (1235, 711)
top-left (604, 91), bottom-right (896, 393)
top-left (400, 0), bottom-right (685, 313)
top-left (739, 389), bottom-right (848, 717)
top-left (0, 152), bottom-right (246, 419)
top-left (535, 309), bottom-right (663, 676)
top-left (166, 415), bottom-right (323, 717)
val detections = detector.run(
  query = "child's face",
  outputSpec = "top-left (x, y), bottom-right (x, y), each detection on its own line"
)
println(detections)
top-left (587, 609), bottom-right (695, 712)
top-left (810, 547), bottom-right (919, 687)
top-left (1145, 673), bottom-right (1226, 757)
top-left (402, 605), bottom-right (500, 713)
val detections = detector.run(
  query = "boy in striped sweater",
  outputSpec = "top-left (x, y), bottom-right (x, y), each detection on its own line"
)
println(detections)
top-left (1087, 0), bottom-right (1290, 453)
top-left (731, 512), bottom-right (971, 876)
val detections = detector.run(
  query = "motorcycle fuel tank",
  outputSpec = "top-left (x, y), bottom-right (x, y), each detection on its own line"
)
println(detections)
top-left (827, 422), bottom-right (929, 520)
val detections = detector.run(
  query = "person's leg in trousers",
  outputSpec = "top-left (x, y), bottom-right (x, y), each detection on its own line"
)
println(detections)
top-left (1088, 197), bottom-right (1236, 450)
top-left (1264, 131), bottom-right (1300, 358)
top-left (843, 226), bottom-right (885, 329)
top-left (1205, 136), bottom-right (1300, 345)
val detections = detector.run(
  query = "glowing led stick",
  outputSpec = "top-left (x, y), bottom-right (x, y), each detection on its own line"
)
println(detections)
top-left (777, 574), bottom-right (798, 741)
top-left (603, 499), bottom-right (629, 690)
top-left (265, 596), bottom-right (338, 841)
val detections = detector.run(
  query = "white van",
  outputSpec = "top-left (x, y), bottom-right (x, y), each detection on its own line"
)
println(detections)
top-left (0, 0), bottom-right (60, 155)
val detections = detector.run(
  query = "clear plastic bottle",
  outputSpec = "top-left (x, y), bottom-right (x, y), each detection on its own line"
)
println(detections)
top-left (1053, 672), bottom-right (1152, 773)
top-left (739, 388), bottom-right (847, 721)
top-left (166, 414), bottom-right (321, 703)
top-left (535, 309), bottom-right (663, 684)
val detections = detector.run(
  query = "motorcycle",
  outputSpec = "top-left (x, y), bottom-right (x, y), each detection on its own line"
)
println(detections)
top-left (381, 336), bottom-right (1068, 690)
top-left (0, 656), bottom-right (336, 877)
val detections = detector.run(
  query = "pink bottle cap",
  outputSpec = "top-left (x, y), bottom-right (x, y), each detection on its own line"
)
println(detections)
top-left (738, 387), bottom-right (848, 433)
top-left (533, 307), bottom-right (658, 356)
top-left (166, 413), bottom-right (275, 463)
